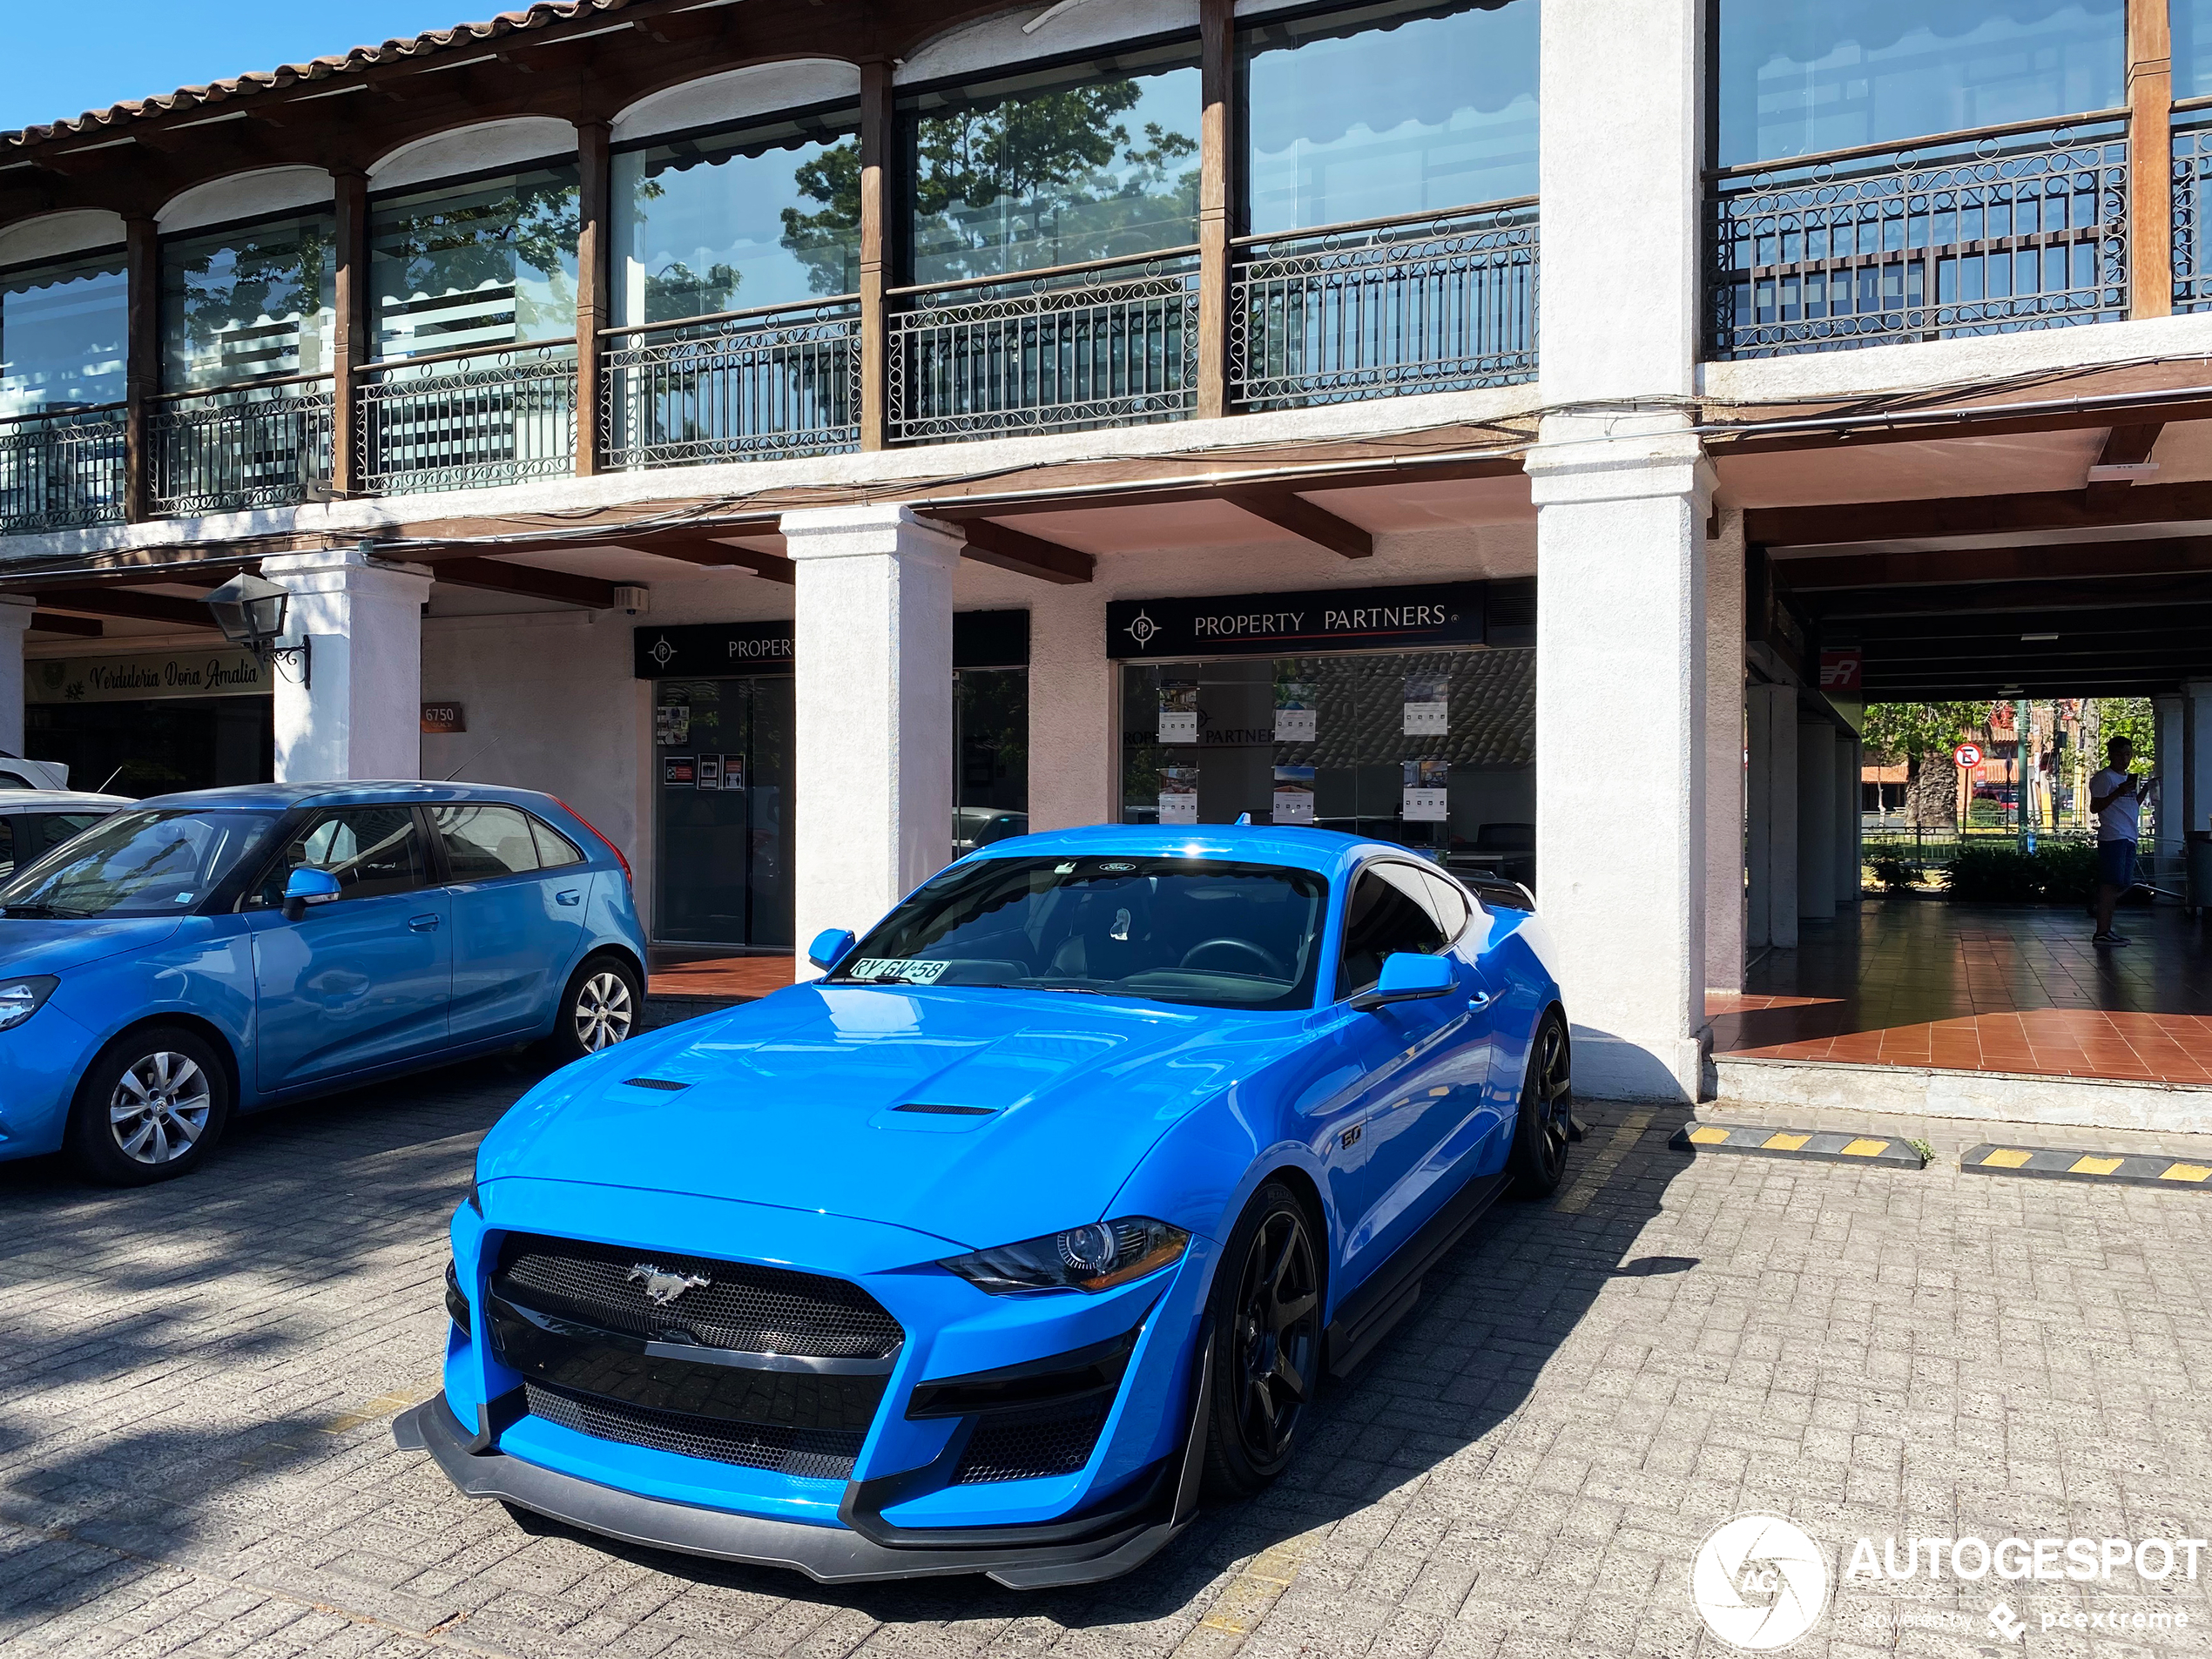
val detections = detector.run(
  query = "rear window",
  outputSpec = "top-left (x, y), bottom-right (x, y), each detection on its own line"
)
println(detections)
top-left (434, 805), bottom-right (542, 879)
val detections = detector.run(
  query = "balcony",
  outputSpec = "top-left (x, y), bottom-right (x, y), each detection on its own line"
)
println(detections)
top-left (1709, 117), bottom-right (2130, 359)
top-left (2174, 109), bottom-right (2212, 312)
top-left (603, 300), bottom-right (862, 469)
top-left (147, 379), bottom-right (334, 518)
top-left (0, 407), bottom-right (128, 536)
top-left (1231, 202), bottom-right (1539, 409)
top-left (357, 343), bottom-right (578, 497)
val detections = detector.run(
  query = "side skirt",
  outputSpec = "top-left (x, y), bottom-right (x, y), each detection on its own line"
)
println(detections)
top-left (1322, 1171), bottom-right (1507, 1380)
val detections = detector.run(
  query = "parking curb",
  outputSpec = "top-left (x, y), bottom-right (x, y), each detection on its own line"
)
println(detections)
top-left (1961, 1143), bottom-right (2212, 1189)
top-left (1669, 1123), bottom-right (1927, 1168)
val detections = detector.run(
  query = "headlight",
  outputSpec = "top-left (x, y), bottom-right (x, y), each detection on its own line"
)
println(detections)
top-left (940, 1216), bottom-right (1190, 1295)
top-left (0, 976), bottom-right (57, 1032)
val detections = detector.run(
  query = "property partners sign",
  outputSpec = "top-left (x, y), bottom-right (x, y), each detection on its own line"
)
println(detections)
top-left (28, 648), bottom-right (268, 705)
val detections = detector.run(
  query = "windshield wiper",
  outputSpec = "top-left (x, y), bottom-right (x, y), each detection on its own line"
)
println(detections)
top-left (3, 902), bottom-right (88, 919)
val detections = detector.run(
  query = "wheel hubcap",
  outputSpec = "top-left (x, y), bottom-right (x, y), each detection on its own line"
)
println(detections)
top-left (1537, 1024), bottom-right (1571, 1178)
top-left (108, 1052), bottom-right (212, 1165)
top-left (1232, 1211), bottom-right (1319, 1465)
top-left (575, 972), bottom-right (634, 1050)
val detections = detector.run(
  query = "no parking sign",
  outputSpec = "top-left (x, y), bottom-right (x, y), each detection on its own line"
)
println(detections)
top-left (1953, 743), bottom-right (1983, 769)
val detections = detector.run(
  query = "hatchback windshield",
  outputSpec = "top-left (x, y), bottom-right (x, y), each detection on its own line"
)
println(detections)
top-left (0, 810), bottom-right (278, 919)
top-left (830, 856), bottom-right (1330, 1009)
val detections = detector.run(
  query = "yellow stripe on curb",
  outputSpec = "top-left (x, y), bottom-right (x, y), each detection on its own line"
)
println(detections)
top-left (1761, 1131), bottom-right (1811, 1151)
top-left (2069, 1155), bottom-right (2125, 1176)
top-left (1840, 1138), bottom-right (1891, 1157)
top-left (1980, 1148), bottom-right (2033, 1168)
top-left (2160, 1163), bottom-right (2212, 1183)
top-left (1688, 1126), bottom-right (1730, 1145)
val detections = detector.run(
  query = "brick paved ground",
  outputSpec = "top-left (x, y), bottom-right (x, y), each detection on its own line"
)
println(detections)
top-left (4, 1035), bottom-right (2212, 1659)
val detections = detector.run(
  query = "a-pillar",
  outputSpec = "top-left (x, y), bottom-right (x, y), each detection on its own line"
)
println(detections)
top-left (1797, 722), bottom-right (1836, 921)
top-left (0, 597), bottom-right (33, 759)
top-left (1705, 508), bottom-right (1746, 991)
top-left (1744, 685), bottom-right (1797, 949)
top-left (782, 505), bottom-right (959, 967)
top-left (260, 549), bottom-right (432, 782)
top-left (1834, 732), bottom-right (1861, 907)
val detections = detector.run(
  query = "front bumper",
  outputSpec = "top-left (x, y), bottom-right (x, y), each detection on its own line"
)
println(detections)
top-left (395, 1320), bottom-right (1211, 1589)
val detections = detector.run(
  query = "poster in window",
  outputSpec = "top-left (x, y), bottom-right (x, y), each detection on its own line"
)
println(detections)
top-left (663, 755), bottom-right (697, 787)
top-left (655, 704), bottom-right (691, 745)
top-left (1403, 673), bottom-right (1449, 736)
top-left (697, 754), bottom-right (722, 791)
top-left (1158, 680), bottom-right (1199, 744)
top-left (1402, 758), bottom-right (1448, 822)
top-left (721, 754), bottom-right (746, 791)
top-left (1159, 766), bottom-right (1200, 825)
top-left (1271, 765), bottom-right (1316, 825)
top-left (1274, 681), bottom-right (1318, 743)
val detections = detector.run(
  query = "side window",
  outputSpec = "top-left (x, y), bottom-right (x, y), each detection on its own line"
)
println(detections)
top-left (1337, 863), bottom-right (1448, 999)
top-left (434, 805), bottom-right (543, 880)
top-left (1420, 869), bottom-right (1473, 942)
top-left (251, 807), bottom-right (428, 907)
top-left (0, 818), bottom-right (14, 878)
top-left (529, 815), bottom-right (586, 868)
top-left (27, 813), bottom-right (106, 860)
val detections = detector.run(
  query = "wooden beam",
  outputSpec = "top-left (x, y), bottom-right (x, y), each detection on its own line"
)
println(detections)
top-left (1196, 0), bottom-right (1234, 421)
top-left (331, 168), bottom-right (368, 496)
top-left (922, 454), bottom-right (1524, 518)
top-left (122, 213), bottom-right (157, 522)
top-left (1745, 481), bottom-right (2212, 547)
top-left (433, 558), bottom-right (620, 608)
top-left (857, 58), bottom-right (892, 451)
top-left (1774, 536), bottom-right (2212, 590)
top-left (1811, 576), bottom-right (2212, 620)
top-left (574, 118), bottom-right (610, 478)
top-left (34, 588), bottom-right (218, 628)
top-left (2084, 420), bottom-right (2165, 505)
top-left (2130, 0), bottom-right (2174, 320)
top-left (1223, 487), bottom-right (1374, 558)
top-left (29, 611), bottom-right (102, 637)
top-left (954, 519), bottom-right (1096, 584)
top-left (642, 539), bottom-right (797, 583)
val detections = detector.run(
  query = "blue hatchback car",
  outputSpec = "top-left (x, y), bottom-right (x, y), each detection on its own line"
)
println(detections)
top-left (403, 826), bottom-right (1571, 1588)
top-left (0, 781), bottom-right (645, 1185)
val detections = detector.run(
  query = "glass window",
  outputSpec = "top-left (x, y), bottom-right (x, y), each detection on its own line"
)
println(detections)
top-left (833, 853), bottom-right (1329, 1009)
top-left (1338, 862), bottom-right (1447, 998)
top-left (368, 164), bottom-right (580, 359)
top-left (3, 808), bottom-right (277, 918)
top-left (252, 807), bottom-right (428, 907)
top-left (1420, 867), bottom-right (1473, 940)
top-left (954, 667), bottom-right (1029, 855)
top-left (1717, 0), bottom-right (2125, 166)
top-left (903, 43), bottom-right (1202, 285)
top-left (613, 108), bottom-right (863, 323)
top-left (0, 251), bottom-right (127, 418)
top-left (433, 804), bottom-right (542, 879)
top-left (160, 212), bottom-right (336, 391)
top-left (1243, 0), bottom-right (1538, 235)
top-left (529, 816), bottom-right (586, 868)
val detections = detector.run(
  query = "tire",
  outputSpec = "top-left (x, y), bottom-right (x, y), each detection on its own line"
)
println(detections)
top-left (547, 954), bottom-right (642, 1062)
top-left (65, 1025), bottom-right (233, 1186)
top-left (1200, 1181), bottom-right (1325, 1501)
top-left (1507, 1011), bottom-right (1573, 1199)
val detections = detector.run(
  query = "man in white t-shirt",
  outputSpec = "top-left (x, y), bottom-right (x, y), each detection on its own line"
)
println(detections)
top-left (2090, 735), bottom-right (2142, 946)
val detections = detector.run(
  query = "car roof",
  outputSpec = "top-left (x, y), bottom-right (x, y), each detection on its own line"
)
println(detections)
top-left (964, 823), bottom-right (1426, 880)
top-left (0, 790), bottom-right (133, 810)
top-left (130, 780), bottom-right (563, 812)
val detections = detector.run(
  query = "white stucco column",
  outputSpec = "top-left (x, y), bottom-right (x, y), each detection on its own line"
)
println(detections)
top-left (1834, 734), bottom-right (1861, 907)
top-left (1797, 723), bottom-right (1837, 921)
top-left (260, 549), bottom-right (432, 782)
top-left (2155, 693), bottom-right (2184, 856)
top-left (0, 597), bottom-right (33, 759)
top-left (1027, 581), bottom-right (1114, 832)
top-left (1744, 685), bottom-right (1798, 950)
top-left (1705, 509), bottom-right (1746, 991)
top-left (2189, 682), bottom-right (2212, 841)
top-left (782, 505), bottom-right (959, 968)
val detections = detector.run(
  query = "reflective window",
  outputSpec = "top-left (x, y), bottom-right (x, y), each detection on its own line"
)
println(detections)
top-left (3, 808), bottom-right (276, 918)
top-left (530, 817), bottom-right (586, 868)
top-left (433, 804), bottom-right (542, 879)
top-left (160, 212), bottom-right (336, 391)
top-left (1717, 0), bottom-right (2125, 165)
top-left (902, 42), bottom-right (1201, 284)
top-left (1243, 0), bottom-right (1538, 234)
top-left (2180, 0), bottom-right (2212, 98)
top-left (1420, 867), bottom-right (1474, 940)
top-left (253, 807), bottom-right (428, 906)
top-left (0, 251), bottom-right (127, 418)
top-left (613, 108), bottom-right (863, 323)
top-left (1337, 863), bottom-right (1449, 998)
top-left (368, 165), bottom-right (580, 359)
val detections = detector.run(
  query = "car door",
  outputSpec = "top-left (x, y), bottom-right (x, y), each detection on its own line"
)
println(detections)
top-left (245, 805), bottom-right (452, 1092)
top-left (434, 802), bottom-right (593, 1046)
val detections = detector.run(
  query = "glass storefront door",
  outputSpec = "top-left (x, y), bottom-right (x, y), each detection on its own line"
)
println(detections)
top-left (954, 666), bottom-right (1029, 855)
top-left (653, 677), bottom-right (793, 947)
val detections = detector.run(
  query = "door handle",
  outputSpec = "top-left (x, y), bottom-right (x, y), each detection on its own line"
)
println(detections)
top-left (556, 889), bottom-right (582, 906)
top-left (1467, 990), bottom-right (1492, 1009)
top-left (408, 914), bottom-right (442, 933)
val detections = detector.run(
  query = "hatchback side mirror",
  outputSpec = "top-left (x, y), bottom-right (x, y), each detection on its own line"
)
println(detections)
top-left (807, 927), bottom-right (856, 971)
top-left (1350, 951), bottom-right (1454, 1012)
top-left (281, 867), bottom-right (342, 921)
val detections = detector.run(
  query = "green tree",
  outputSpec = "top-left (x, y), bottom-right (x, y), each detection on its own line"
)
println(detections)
top-left (2090, 697), bottom-right (2155, 768)
top-left (641, 260), bottom-right (741, 322)
top-left (1861, 700), bottom-right (1994, 828)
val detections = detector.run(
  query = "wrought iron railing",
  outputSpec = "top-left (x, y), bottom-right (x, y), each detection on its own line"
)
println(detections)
top-left (888, 248), bottom-right (1199, 443)
top-left (1710, 115), bottom-right (2129, 358)
top-left (1231, 202), bottom-right (1538, 408)
top-left (357, 341), bottom-right (577, 496)
top-left (603, 300), bottom-right (861, 469)
top-left (147, 377), bottom-right (334, 517)
top-left (0, 406), bottom-right (128, 535)
top-left (2173, 106), bottom-right (2212, 311)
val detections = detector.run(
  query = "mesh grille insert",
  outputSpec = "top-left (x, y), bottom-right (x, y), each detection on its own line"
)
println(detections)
top-left (526, 1381), bottom-right (860, 1480)
top-left (953, 1399), bottom-right (1111, 1485)
top-left (496, 1234), bottom-right (903, 1359)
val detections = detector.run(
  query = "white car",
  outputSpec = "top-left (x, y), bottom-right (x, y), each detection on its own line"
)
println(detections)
top-left (0, 789), bottom-right (132, 880)
top-left (0, 754), bottom-right (71, 792)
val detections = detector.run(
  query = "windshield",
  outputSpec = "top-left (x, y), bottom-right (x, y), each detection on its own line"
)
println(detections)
top-left (830, 855), bottom-right (1330, 1010)
top-left (0, 809), bottom-right (278, 919)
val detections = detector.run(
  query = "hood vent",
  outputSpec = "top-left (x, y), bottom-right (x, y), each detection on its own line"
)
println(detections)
top-left (895, 1102), bottom-right (995, 1116)
top-left (623, 1077), bottom-right (690, 1092)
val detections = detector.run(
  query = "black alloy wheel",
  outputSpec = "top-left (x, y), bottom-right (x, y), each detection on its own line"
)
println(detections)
top-left (1507, 1012), bottom-right (1573, 1197)
top-left (1203, 1183), bottom-right (1322, 1500)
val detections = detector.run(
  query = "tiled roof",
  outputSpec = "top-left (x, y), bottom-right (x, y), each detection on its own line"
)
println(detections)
top-left (3, 2), bottom-right (632, 149)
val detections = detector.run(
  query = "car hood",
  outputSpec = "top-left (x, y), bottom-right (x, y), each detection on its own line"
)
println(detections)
top-left (478, 984), bottom-right (1315, 1250)
top-left (0, 915), bottom-right (185, 976)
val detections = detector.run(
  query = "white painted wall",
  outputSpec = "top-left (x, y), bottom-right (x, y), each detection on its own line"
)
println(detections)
top-left (158, 167), bottom-right (333, 233)
top-left (1835, 734), bottom-right (1861, 907)
top-left (369, 118), bottom-right (578, 190)
top-left (2155, 694), bottom-right (2185, 858)
top-left (1744, 685), bottom-right (1798, 950)
top-left (612, 61), bottom-right (862, 143)
top-left (899, 1), bottom-right (1198, 84)
top-left (1705, 509), bottom-right (1745, 990)
top-left (0, 209), bottom-right (125, 266)
top-left (1797, 723), bottom-right (1836, 921)
top-left (260, 550), bottom-right (433, 782)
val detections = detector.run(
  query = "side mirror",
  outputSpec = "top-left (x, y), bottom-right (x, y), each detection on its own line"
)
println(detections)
top-left (281, 867), bottom-right (342, 922)
top-left (1350, 952), bottom-right (1454, 1012)
top-left (807, 927), bottom-right (857, 971)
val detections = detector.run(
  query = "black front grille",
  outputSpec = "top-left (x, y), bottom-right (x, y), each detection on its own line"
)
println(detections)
top-left (495, 1233), bottom-right (903, 1359)
top-left (525, 1381), bottom-right (862, 1481)
top-left (953, 1399), bottom-right (1110, 1485)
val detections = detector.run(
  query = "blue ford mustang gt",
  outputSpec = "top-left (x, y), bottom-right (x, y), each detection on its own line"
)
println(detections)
top-left (401, 826), bottom-right (1572, 1588)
